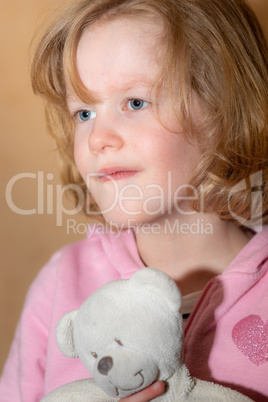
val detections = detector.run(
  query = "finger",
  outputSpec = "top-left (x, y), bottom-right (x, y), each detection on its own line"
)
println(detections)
top-left (119, 381), bottom-right (165, 402)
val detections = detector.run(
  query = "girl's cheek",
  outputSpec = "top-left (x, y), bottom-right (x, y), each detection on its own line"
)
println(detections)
top-left (74, 142), bottom-right (87, 177)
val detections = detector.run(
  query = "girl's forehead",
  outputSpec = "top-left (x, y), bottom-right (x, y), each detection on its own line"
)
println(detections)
top-left (75, 17), bottom-right (163, 96)
top-left (77, 16), bottom-right (163, 62)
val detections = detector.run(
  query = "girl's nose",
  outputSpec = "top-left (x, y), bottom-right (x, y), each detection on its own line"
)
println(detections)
top-left (88, 118), bottom-right (124, 155)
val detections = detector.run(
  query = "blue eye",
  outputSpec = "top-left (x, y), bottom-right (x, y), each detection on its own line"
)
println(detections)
top-left (78, 110), bottom-right (96, 121)
top-left (128, 99), bottom-right (148, 111)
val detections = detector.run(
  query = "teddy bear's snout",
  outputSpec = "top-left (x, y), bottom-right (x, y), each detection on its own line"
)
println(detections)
top-left (98, 356), bottom-right (113, 375)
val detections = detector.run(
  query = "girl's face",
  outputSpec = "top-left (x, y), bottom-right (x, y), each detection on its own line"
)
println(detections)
top-left (68, 17), bottom-right (200, 227)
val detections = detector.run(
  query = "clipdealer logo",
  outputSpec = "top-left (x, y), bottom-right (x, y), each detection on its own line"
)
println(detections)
top-left (5, 170), bottom-right (265, 231)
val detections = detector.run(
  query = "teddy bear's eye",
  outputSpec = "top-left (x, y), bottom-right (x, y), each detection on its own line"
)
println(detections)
top-left (115, 339), bottom-right (123, 346)
top-left (91, 352), bottom-right (98, 359)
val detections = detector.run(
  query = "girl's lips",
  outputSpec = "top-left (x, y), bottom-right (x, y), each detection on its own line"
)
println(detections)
top-left (97, 167), bottom-right (139, 182)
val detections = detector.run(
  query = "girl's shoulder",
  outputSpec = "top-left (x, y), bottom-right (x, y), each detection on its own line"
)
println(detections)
top-left (28, 225), bottom-right (143, 302)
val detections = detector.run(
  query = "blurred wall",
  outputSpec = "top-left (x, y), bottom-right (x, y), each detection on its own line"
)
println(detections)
top-left (0, 0), bottom-right (268, 375)
top-left (0, 0), bottom-right (86, 373)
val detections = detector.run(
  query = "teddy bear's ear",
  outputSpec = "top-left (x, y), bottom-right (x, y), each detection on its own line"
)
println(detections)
top-left (130, 267), bottom-right (181, 312)
top-left (55, 310), bottom-right (79, 358)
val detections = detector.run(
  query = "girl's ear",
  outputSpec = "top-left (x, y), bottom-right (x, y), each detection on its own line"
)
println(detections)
top-left (55, 310), bottom-right (78, 358)
top-left (130, 267), bottom-right (182, 312)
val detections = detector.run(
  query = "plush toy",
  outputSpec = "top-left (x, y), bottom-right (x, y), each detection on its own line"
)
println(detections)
top-left (42, 268), bottom-right (251, 401)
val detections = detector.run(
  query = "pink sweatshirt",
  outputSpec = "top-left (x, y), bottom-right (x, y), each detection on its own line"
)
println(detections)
top-left (0, 226), bottom-right (268, 401)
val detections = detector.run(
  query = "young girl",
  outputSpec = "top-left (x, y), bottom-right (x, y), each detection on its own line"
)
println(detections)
top-left (1, 0), bottom-right (268, 400)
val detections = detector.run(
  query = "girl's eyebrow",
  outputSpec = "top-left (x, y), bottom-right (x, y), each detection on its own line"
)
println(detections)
top-left (96, 78), bottom-right (153, 98)
top-left (113, 76), bottom-right (153, 92)
top-left (66, 90), bottom-right (101, 106)
top-left (67, 76), bottom-right (153, 106)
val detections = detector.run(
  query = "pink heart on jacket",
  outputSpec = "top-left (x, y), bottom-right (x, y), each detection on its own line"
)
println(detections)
top-left (232, 315), bottom-right (268, 366)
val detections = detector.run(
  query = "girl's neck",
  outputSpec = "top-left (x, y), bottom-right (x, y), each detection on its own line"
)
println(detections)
top-left (134, 213), bottom-right (253, 296)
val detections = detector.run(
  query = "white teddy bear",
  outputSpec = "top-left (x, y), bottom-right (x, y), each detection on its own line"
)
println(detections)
top-left (42, 268), bottom-right (252, 401)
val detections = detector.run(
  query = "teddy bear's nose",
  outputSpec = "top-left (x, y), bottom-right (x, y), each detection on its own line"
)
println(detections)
top-left (98, 356), bottom-right (113, 375)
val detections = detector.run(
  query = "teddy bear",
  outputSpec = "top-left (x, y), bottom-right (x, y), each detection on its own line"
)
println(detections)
top-left (42, 268), bottom-right (252, 401)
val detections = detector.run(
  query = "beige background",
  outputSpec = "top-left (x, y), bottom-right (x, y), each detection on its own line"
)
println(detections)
top-left (0, 0), bottom-right (267, 374)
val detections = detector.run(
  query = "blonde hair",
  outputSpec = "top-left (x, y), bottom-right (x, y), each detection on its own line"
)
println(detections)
top-left (31, 0), bottom-right (268, 226)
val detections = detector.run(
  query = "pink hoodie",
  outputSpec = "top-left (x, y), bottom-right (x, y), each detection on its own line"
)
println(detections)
top-left (1, 226), bottom-right (268, 401)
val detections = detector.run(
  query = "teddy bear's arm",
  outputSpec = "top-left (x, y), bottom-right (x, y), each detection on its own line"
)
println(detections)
top-left (189, 379), bottom-right (253, 401)
top-left (41, 378), bottom-right (120, 402)
top-left (162, 366), bottom-right (253, 401)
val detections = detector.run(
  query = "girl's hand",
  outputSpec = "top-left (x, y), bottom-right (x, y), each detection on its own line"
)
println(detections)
top-left (119, 381), bottom-right (165, 402)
